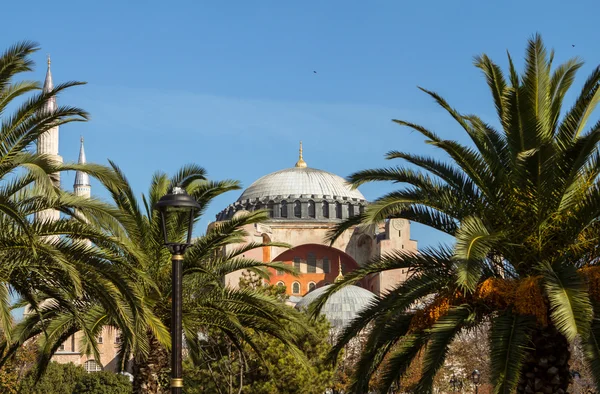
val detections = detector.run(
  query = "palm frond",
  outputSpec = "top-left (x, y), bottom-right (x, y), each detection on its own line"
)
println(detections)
top-left (490, 311), bottom-right (536, 394)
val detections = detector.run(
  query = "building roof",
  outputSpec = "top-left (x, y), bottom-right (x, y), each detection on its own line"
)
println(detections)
top-left (237, 167), bottom-right (365, 202)
top-left (294, 284), bottom-right (375, 330)
top-left (216, 143), bottom-right (367, 221)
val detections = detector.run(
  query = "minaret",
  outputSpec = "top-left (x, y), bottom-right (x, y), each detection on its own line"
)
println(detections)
top-left (73, 137), bottom-right (90, 198)
top-left (295, 141), bottom-right (307, 168)
top-left (74, 137), bottom-right (91, 247)
top-left (35, 56), bottom-right (63, 224)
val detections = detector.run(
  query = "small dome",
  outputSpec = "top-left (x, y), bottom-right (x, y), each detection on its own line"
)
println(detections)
top-left (294, 284), bottom-right (375, 330)
top-left (237, 167), bottom-right (366, 202)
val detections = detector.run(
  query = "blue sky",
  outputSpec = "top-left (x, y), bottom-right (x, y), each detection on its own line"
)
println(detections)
top-left (2, 0), bottom-right (600, 248)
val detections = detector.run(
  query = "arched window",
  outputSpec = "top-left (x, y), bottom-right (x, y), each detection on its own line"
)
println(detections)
top-left (84, 360), bottom-right (102, 373)
top-left (308, 282), bottom-right (316, 292)
top-left (276, 281), bottom-right (285, 287)
top-left (255, 202), bottom-right (262, 211)
top-left (323, 257), bottom-right (330, 274)
top-left (281, 201), bottom-right (288, 218)
top-left (359, 204), bottom-right (365, 214)
top-left (294, 200), bottom-right (301, 218)
top-left (335, 202), bottom-right (342, 219)
top-left (227, 207), bottom-right (234, 218)
top-left (322, 201), bottom-right (329, 218)
top-left (307, 253), bottom-right (317, 273)
top-left (267, 201), bottom-right (275, 218)
top-left (308, 200), bottom-right (315, 218)
top-left (245, 203), bottom-right (252, 211)
top-left (349, 204), bottom-right (355, 217)
top-left (292, 282), bottom-right (300, 294)
top-left (293, 257), bottom-right (301, 271)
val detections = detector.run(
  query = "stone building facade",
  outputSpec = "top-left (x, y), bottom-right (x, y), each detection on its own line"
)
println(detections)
top-left (212, 143), bottom-right (418, 299)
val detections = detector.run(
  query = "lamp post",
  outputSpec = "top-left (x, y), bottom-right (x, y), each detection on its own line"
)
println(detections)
top-left (471, 370), bottom-right (481, 394)
top-left (155, 186), bottom-right (201, 394)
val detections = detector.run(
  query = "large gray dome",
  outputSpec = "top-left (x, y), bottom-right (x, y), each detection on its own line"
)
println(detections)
top-left (237, 167), bottom-right (365, 202)
top-left (215, 165), bottom-right (368, 222)
top-left (294, 285), bottom-right (375, 330)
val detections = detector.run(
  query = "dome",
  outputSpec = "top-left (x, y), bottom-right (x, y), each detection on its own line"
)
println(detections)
top-left (294, 285), bottom-right (375, 330)
top-left (237, 167), bottom-right (366, 202)
top-left (215, 143), bottom-right (368, 222)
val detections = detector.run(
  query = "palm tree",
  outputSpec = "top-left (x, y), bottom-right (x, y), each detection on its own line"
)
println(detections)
top-left (314, 34), bottom-right (600, 394)
top-left (0, 41), bottom-right (153, 377)
top-left (96, 163), bottom-right (305, 394)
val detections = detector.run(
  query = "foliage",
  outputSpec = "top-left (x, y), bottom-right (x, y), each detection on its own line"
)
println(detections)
top-left (316, 34), bottom-right (600, 394)
top-left (0, 339), bottom-right (37, 394)
top-left (18, 361), bottom-right (131, 394)
top-left (0, 41), bottom-right (151, 380)
top-left (19, 362), bottom-right (87, 393)
top-left (73, 371), bottom-right (132, 394)
top-left (67, 163), bottom-right (304, 393)
top-left (184, 275), bottom-right (335, 394)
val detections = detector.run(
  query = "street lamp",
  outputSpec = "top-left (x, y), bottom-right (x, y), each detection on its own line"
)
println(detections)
top-left (471, 370), bottom-right (481, 394)
top-left (155, 186), bottom-right (201, 394)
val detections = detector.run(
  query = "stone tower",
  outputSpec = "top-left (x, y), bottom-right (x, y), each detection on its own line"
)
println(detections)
top-left (35, 56), bottom-right (63, 223)
top-left (73, 137), bottom-right (90, 198)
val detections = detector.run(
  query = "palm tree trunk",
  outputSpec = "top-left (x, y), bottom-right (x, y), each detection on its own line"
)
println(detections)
top-left (517, 325), bottom-right (571, 394)
top-left (132, 330), bottom-right (170, 394)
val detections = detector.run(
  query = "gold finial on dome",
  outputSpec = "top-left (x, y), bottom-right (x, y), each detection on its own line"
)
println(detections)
top-left (295, 141), bottom-right (307, 168)
top-left (335, 256), bottom-right (344, 282)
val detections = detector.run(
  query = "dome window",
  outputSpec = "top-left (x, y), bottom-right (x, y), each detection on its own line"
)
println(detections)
top-left (294, 200), bottom-right (301, 218)
top-left (267, 201), bottom-right (274, 217)
top-left (322, 201), bottom-right (329, 218)
top-left (335, 202), bottom-right (342, 219)
top-left (281, 201), bottom-right (288, 218)
top-left (308, 200), bottom-right (315, 218)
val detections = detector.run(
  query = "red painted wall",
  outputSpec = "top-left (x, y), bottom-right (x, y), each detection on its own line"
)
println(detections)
top-left (268, 244), bottom-right (363, 296)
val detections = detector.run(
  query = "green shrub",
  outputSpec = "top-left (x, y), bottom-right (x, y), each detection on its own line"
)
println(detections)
top-left (73, 371), bottom-right (132, 394)
top-left (17, 362), bottom-right (132, 394)
top-left (18, 362), bottom-right (85, 394)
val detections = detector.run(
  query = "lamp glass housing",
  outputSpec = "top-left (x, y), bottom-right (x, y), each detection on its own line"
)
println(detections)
top-left (154, 186), bottom-right (201, 248)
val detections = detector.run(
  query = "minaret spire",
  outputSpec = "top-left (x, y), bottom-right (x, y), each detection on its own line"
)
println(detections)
top-left (35, 55), bottom-right (63, 224)
top-left (74, 136), bottom-right (90, 196)
top-left (295, 141), bottom-right (307, 168)
top-left (335, 256), bottom-right (344, 282)
top-left (42, 55), bottom-right (56, 111)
